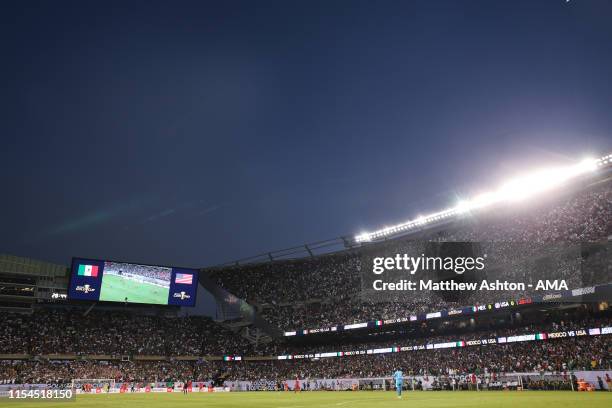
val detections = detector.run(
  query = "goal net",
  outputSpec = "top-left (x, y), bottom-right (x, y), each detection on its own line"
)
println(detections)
top-left (357, 378), bottom-right (387, 390)
top-left (71, 379), bottom-right (115, 393)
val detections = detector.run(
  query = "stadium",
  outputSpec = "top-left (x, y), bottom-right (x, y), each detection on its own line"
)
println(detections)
top-left (1, 154), bottom-right (611, 406)
top-left (2, 1), bottom-right (612, 408)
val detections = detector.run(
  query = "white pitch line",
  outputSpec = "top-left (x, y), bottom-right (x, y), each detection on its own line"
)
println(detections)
top-left (335, 400), bottom-right (361, 406)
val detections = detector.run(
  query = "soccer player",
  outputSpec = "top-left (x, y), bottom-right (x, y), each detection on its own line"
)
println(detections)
top-left (393, 369), bottom-right (403, 399)
top-left (294, 376), bottom-right (301, 393)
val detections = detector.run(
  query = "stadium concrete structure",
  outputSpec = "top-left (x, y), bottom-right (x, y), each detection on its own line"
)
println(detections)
top-left (1, 155), bottom-right (611, 397)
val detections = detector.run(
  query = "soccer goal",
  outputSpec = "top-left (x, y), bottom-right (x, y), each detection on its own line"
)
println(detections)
top-left (71, 379), bottom-right (115, 393)
top-left (357, 378), bottom-right (387, 390)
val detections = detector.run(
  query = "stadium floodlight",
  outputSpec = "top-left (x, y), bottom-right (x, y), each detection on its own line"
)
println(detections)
top-left (455, 200), bottom-right (471, 214)
top-left (355, 154), bottom-right (608, 243)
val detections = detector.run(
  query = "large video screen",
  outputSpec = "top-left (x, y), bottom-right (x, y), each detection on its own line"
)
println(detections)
top-left (68, 258), bottom-right (198, 306)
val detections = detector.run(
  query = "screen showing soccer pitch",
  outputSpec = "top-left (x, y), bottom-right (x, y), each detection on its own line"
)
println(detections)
top-left (68, 258), bottom-right (199, 306)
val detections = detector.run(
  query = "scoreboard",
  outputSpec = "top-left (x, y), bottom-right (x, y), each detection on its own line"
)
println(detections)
top-left (68, 257), bottom-right (199, 307)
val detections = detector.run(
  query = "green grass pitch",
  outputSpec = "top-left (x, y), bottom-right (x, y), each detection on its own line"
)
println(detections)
top-left (7, 391), bottom-right (612, 408)
top-left (98, 274), bottom-right (169, 305)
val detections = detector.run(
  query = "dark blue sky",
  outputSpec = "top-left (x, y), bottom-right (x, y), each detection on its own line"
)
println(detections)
top-left (1, 0), bottom-right (611, 267)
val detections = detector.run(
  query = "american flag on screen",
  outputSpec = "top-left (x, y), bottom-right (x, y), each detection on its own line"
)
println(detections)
top-left (175, 273), bottom-right (193, 285)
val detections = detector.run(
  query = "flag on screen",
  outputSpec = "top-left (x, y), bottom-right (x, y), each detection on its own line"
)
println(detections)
top-left (77, 264), bottom-right (99, 277)
top-left (175, 273), bottom-right (193, 285)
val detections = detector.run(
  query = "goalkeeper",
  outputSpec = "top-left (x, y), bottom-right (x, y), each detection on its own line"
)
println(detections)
top-left (393, 369), bottom-right (403, 399)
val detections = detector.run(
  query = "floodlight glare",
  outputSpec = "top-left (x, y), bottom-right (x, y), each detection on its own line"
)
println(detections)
top-left (455, 201), bottom-right (471, 214)
top-left (354, 153), bottom-right (610, 243)
top-left (577, 157), bottom-right (597, 172)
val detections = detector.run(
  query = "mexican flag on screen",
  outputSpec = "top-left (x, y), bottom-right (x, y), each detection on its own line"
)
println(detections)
top-left (77, 264), bottom-right (99, 277)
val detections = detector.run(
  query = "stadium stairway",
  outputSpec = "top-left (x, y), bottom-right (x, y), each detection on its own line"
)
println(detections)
top-left (199, 269), bottom-right (282, 344)
top-left (220, 320), bottom-right (274, 347)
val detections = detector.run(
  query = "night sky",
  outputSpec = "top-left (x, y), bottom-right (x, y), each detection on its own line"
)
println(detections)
top-left (1, 0), bottom-right (611, 267)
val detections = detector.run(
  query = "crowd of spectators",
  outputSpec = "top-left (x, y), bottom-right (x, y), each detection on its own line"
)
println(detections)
top-left (0, 308), bottom-right (609, 384)
top-left (1, 334), bottom-right (608, 384)
top-left (1, 305), bottom-right (608, 356)
top-left (0, 360), bottom-right (218, 385)
top-left (104, 262), bottom-right (171, 283)
top-left (209, 254), bottom-right (361, 306)
top-left (0, 309), bottom-right (268, 356)
top-left (218, 336), bottom-right (610, 381)
top-left (209, 183), bottom-right (612, 331)
top-left (269, 315), bottom-right (612, 356)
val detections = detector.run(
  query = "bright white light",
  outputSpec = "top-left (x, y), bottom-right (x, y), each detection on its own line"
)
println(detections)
top-left (356, 232), bottom-right (371, 242)
top-left (455, 200), bottom-right (471, 214)
top-left (577, 157), bottom-right (597, 172)
top-left (470, 192), bottom-right (498, 209)
top-left (497, 167), bottom-right (565, 202)
top-left (354, 153), bottom-right (610, 243)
